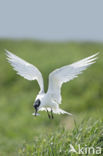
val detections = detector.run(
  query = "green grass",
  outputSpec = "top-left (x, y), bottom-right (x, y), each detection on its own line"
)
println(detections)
top-left (0, 40), bottom-right (103, 155)
top-left (18, 119), bottom-right (103, 156)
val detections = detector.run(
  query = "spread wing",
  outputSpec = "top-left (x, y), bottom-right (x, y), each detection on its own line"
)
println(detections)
top-left (6, 50), bottom-right (44, 93)
top-left (47, 53), bottom-right (99, 104)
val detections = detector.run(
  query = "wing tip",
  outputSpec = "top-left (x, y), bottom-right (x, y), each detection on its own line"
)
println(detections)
top-left (92, 52), bottom-right (100, 60)
top-left (88, 52), bottom-right (100, 64)
top-left (5, 49), bottom-right (9, 54)
top-left (5, 49), bottom-right (12, 57)
top-left (95, 52), bottom-right (100, 56)
top-left (5, 49), bottom-right (13, 63)
top-left (90, 52), bottom-right (100, 57)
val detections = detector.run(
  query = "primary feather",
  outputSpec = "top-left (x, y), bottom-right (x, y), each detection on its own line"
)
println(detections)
top-left (5, 50), bottom-right (44, 93)
top-left (47, 53), bottom-right (99, 104)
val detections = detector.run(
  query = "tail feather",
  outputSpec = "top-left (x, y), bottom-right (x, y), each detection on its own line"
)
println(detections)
top-left (53, 108), bottom-right (72, 115)
top-left (39, 107), bottom-right (72, 116)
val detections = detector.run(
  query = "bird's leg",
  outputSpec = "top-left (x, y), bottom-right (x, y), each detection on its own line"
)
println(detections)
top-left (51, 109), bottom-right (54, 119)
top-left (46, 109), bottom-right (51, 119)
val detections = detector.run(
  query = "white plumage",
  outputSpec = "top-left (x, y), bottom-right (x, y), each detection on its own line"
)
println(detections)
top-left (6, 50), bottom-right (44, 93)
top-left (6, 50), bottom-right (99, 117)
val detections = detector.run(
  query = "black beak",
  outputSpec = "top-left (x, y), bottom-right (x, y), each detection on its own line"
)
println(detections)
top-left (33, 105), bottom-right (38, 116)
top-left (35, 108), bottom-right (38, 116)
top-left (33, 99), bottom-right (41, 116)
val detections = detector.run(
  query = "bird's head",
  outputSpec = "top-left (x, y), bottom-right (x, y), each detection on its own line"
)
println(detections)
top-left (33, 99), bottom-right (41, 116)
top-left (33, 93), bottom-right (45, 116)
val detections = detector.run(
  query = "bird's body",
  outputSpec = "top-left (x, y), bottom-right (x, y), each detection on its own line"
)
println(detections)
top-left (6, 50), bottom-right (99, 118)
top-left (36, 93), bottom-right (58, 111)
top-left (34, 92), bottom-right (71, 115)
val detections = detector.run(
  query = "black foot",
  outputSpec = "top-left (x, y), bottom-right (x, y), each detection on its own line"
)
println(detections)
top-left (46, 109), bottom-right (51, 119)
top-left (51, 109), bottom-right (54, 119)
top-left (48, 114), bottom-right (51, 119)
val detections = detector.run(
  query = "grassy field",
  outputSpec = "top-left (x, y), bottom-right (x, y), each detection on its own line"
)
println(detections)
top-left (0, 40), bottom-right (103, 155)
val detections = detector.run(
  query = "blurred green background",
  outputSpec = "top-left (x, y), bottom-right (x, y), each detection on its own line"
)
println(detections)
top-left (0, 40), bottom-right (103, 155)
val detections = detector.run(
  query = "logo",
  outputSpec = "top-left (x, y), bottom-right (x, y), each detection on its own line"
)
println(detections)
top-left (69, 144), bottom-right (101, 155)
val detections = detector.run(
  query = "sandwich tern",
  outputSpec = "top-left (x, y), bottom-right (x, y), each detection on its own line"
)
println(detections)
top-left (6, 50), bottom-right (99, 119)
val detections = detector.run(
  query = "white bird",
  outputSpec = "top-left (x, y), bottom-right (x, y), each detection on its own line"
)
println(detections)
top-left (6, 50), bottom-right (99, 119)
